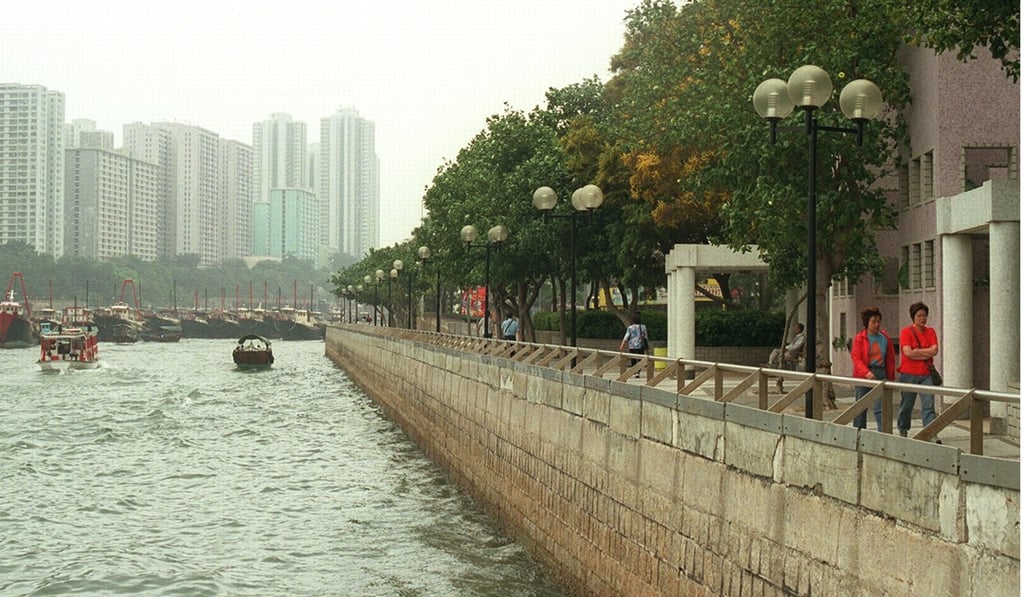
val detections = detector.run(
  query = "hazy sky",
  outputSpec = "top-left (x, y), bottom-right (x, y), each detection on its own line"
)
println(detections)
top-left (4, 0), bottom-right (638, 248)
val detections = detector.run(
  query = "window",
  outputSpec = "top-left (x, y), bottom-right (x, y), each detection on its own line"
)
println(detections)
top-left (923, 240), bottom-right (934, 288)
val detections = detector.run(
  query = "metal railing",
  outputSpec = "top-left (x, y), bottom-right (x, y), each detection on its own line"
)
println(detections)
top-left (338, 325), bottom-right (1019, 458)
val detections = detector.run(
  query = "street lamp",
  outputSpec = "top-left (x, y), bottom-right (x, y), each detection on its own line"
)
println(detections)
top-left (533, 184), bottom-right (604, 347)
top-left (388, 263), bottom-right (401, 327)
top-left (375, 269), bottom-right (385, 326)
top-left (753, 65), bottom-right (882, 419)
top-left (345, 285), bottom-right (355, 322)
top-left (461, 223), bottom-right (509, 338)
top-left (418, 245), bottom-right (441, 333)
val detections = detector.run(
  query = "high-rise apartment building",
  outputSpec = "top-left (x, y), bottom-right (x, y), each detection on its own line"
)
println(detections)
top-left (253, 113), bottom-right (308, 205)
top-left (220, 139), bottom-right (253, 262)
top-left (319, 107), bottom-right (379, 262)
top-left (0, 83), bottom-right (66, 256)
top-left (252, 188), bottom-right (319, 263)
top-left (64, 146), bottom-right (161, 261)
top-left (65, 119), bottom-right (114, 150)
top-left (126, 122), bottom-right (255, 266)
top-left (123, 122), bottom-right (174, 258)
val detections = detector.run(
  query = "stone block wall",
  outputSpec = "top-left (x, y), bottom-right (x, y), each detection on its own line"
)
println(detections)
top-left (326, 327), bottom-right (1019, 596)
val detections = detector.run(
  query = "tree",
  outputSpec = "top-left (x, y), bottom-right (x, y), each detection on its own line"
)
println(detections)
top-left (903, 0), bottom-right (1020, 81)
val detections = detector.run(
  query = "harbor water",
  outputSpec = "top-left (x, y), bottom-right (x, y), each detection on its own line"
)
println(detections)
top-left (0, 339), bottom-right (563, 596)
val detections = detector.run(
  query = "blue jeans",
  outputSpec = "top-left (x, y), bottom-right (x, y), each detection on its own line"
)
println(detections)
top-left (852, 383), bottom-right (883, 431)
top-left (898, 373), bottom-right (936, 435)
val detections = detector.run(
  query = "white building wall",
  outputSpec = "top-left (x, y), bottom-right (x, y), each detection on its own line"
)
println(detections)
top-left (319, 107), bottom-right (379, 262)
top-left (0, 83), bottom-right (65, 256)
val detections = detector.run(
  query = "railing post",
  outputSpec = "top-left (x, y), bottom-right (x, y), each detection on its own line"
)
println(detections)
top-left (970, 392), bottom-right (984, 455)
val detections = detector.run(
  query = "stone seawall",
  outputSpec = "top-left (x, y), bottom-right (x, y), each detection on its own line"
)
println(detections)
top-left (326, 326), bottom-right (1019, 596)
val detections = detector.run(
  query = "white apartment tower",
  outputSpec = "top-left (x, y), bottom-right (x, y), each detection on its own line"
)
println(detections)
top-left (0, 83), bottom-right (66, 256)
top-left (253, 113), bottom-right (309, 203)
top-left (319, 107), bottom-right (379, 261)
top-left (124, 122), bottom-right (223, 265)
top-left (64, 146), bottom-right (161, 261)
top-left (220, 139), bottom-right (253, 261)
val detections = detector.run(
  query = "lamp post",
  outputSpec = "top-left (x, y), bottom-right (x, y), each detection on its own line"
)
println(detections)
top-left (418, 245), bottom-right (441, 333)
top-left (388, 263), bottom-right (401, 327)
top-left (374, 269), bottom-right (385, 326)
top-left (407, 261), bottom-right (415, 329)
top-left (533, 184), bottom-right (604, 347)
top-left (461, 224), bottom-right (509, 338)
top-left (753, 65), bottom-right (882, 419)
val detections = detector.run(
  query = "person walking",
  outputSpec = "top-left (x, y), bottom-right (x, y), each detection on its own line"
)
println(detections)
top-left (851, 307), bottom-right (895, 431)
top-left (500, 314), bottom-right (519, 341)
top-left (897, 302), bottom-right (940, 440)
top-left (619, 314), bottom-right (649, 375)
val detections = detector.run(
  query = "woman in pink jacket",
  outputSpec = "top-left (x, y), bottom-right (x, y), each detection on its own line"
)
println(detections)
top-left (851, 306), bottom-right (896, 431)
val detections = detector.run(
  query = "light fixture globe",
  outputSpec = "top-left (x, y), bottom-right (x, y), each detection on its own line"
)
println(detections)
top-left (787, 65), bottom-right (833, 109)
top-left (390, 268), bottom-right (398, 279)
top-left (839, 79), bottom-right (883, 121)
top-left (375, 269), bottom-right (385, 282)
top-left (417, 245), bottom-right (431, 260)
top-left (578, 184), bottom-right (604, 210)
top-left (364, 275), bottom-right (372, 285)
top-left (460, 225), bottom-right (479, 243)
top-left (487, 225), bottom-right (509, 244)
top-left (393, 259), bottom-right (403, 272)
top-left (532, 186), bottom-right (557, 211)
top-left (753, 78), bottom-right (795, 120)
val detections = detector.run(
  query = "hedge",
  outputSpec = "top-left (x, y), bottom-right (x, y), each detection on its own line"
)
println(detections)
top-left (531, 309), bottom-right (784, 346)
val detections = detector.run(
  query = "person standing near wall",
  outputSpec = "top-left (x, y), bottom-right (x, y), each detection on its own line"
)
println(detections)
top-left (898, 302), bottom-right (940, 440)
top-left (851, 307), bottom-right (895, 431)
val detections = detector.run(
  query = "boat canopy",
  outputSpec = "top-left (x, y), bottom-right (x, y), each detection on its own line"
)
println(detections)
top-left (237, 334), bottom-right (272, 345)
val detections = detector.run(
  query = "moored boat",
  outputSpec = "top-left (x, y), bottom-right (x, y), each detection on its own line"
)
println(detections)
top-left (96, 280), bottom-right (145, 343)
top-left (233, 334), bottom-right (274, 369)
top-left (0, 272), bottom-right (36, 349)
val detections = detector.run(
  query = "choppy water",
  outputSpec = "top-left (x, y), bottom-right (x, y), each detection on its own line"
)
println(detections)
top-left (0, 339), bottom-right (563, 596)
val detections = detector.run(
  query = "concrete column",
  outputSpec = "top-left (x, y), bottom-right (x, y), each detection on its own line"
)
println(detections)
top-left (989, 221), bottom-right (1020, 398)
top-left (666, 268), bottom-right (676, 358)
top-left (940, 233), bottom-right (973, 391)
top-left (674, 266), bottom-right (696, 362)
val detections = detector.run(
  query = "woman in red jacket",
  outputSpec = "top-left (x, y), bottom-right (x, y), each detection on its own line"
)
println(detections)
top-left (851, 306), bottom-right (896, 431)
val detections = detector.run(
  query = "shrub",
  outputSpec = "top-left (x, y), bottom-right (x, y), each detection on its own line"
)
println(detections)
top-left (694, 309), bottom-right (784, 346)
top-left (532, 308), bottom-right (781, 346)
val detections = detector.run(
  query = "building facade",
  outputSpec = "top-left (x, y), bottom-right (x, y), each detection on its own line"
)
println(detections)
top-left (0, 83), bottom-right (66, 256)
top-left (219, 139), bottom-right (253, 262)
top-left (252, 188), bottom-right (319, 264)
top-left (318, 107), bottom-right (379, 263)
top-left (64, 146), bottom-right (161, 261)
top-left (252, 113), bottom-right (308, 204)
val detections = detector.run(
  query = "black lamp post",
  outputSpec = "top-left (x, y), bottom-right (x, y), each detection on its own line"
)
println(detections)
top-left (374, 270), bottom-right (385, 326)
top-left (753, 64), bottom-right (882, 419)
top-left (461, 224), bottom-right (509, 339)
top-left (418, 245), bottom-right (441, 333)
top-left (388, 262), bottom-right (401, 328)
top-left (533, 184), bottom-right (604, 348)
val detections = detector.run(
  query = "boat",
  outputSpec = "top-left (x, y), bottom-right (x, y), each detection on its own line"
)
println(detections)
top-left (95, 279), bottom-right (145, 343)
top-left (0, 272), bottom-right (36, 348)
top-left (233, 334), bottom-right (274, 369)
top-left (38, 306), bottom-right (100, 371)
top-left (143, 309), bottom-right (182, 342)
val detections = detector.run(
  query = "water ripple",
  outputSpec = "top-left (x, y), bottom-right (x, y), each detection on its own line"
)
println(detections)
top-left (0, 340), bottom-right (563, 595)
